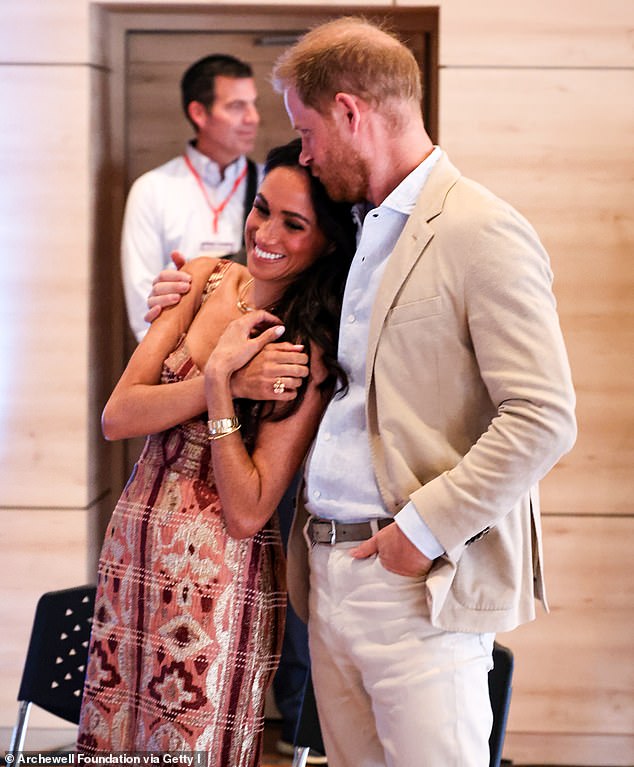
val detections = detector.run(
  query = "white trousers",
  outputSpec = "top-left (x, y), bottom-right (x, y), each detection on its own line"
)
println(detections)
top-left (307, 544), bottom-right (494, 767)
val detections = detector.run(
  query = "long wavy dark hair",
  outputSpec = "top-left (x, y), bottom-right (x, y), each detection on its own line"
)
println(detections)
top-left (236, 139), bottom-right (356, 448)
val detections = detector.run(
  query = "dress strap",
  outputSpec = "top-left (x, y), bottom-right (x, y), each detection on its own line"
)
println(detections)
top-left (201, 258), bottom-right (234, 305)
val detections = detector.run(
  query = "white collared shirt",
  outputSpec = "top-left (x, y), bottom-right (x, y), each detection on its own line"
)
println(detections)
top-left (121, 143), bottom-right (262, 341)
top-left (304, 146), bottom-right (444, 559)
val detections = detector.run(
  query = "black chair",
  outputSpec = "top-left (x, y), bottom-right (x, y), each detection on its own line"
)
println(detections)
top-left (293, 641), bottom-right (514, 767)
top-left (7, 585), bottom-right (97, 755)
top-left (488, 642), bottom-right (514, 767)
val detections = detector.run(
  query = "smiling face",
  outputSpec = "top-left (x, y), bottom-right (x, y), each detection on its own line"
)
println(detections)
top-left (245, 165), bottom-right (330, 298)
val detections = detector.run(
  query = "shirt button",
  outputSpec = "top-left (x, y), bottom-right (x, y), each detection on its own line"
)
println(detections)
top-left (323, 432), bottom-right (331, 441)
top-left (313, 490), bottom-right (321, 500)
top-left (347, 314), bottom-right (355, 323)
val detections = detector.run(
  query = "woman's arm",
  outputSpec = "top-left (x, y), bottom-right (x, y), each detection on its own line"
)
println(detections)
top-left (102, 258), bottom-right (220, 440)
top-left (204, 311), bottom-right (330, 539)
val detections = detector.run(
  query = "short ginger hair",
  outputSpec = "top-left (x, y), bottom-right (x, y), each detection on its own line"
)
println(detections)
top-left (272, 17), bottom-right (423, 117)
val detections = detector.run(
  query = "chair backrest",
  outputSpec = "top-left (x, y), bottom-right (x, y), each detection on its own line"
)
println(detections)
top-left (488, 641), bottom-right (514, 767)
top-left (17, 585), bottom-right (96, 724)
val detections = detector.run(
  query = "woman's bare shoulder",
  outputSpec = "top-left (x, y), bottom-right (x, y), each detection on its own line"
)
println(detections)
top-left (181, 256), bottom-right (220, 280)
top-left (186, 257), bottom-right (248, 282)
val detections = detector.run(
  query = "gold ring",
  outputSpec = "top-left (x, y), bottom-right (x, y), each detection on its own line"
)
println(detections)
top-left (273, 377), bottom-right (285, 394)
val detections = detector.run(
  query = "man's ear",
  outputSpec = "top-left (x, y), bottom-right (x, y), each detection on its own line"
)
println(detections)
top-left (187, 100), bottom-right (209, 130)
top-left (333, 92), bottom-right (362, 133)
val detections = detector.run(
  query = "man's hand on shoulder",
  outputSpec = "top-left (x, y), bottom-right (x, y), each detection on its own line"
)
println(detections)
top-left (144, 251), bottom-right (192, 323)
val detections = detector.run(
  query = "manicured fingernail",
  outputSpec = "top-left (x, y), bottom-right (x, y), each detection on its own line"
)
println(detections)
top-left (274, 325), bottom-right (285, 336)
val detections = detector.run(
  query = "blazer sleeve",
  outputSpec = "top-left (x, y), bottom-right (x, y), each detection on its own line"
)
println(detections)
top-left (409, 195), bottom-right (577, 559)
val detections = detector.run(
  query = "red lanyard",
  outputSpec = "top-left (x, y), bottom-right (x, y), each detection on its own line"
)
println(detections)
top-left (184, 154), bottom-right (248, 233)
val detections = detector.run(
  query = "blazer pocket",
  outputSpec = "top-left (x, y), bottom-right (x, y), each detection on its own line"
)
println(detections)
top-left (387, 295), bottom-right (442, 326)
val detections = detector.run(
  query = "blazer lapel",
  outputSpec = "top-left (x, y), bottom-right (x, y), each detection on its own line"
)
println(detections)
top-left (366, 153), bottom-right (462, 383)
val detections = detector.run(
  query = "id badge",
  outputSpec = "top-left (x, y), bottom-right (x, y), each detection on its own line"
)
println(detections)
top-left (199, 240), bottom-right (235, 257)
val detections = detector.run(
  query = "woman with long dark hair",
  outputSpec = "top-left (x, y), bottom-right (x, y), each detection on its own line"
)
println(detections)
top-left (77, 140), bottom-right (355, 765)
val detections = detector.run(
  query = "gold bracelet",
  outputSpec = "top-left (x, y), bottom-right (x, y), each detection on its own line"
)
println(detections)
top-left (208, 424), bottom-right (241, 440)
top-left (208, 416), bottom-right (241, 439)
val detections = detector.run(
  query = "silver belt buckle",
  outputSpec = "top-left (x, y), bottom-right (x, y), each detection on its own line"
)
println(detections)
top-left (328, 519), bottom-right (337, 545)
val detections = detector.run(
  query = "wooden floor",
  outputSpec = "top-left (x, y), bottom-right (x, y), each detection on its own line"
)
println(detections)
top-left (259, 720), bottom-right (602, 767)
top-left (261, 719), bottom-right (293, 766)
top-left (260, 719), bottom-right (613, 767)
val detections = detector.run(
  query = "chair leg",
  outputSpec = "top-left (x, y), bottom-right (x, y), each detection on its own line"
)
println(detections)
top-left (8, 700), bottom-right (32, 754)
top-left (292, 746), bottom-right (310, 767)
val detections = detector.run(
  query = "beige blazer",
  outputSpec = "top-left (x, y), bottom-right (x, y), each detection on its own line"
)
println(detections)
top-left (287, 153), bottom-right (577, 634)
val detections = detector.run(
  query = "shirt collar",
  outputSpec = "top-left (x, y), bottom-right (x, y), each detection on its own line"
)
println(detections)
top-left (381, 145), bottom-right (442, 215)
top-left (352, 146), bottom-right (443, 225)
top-left (185, 141), bottom-right (246, 186)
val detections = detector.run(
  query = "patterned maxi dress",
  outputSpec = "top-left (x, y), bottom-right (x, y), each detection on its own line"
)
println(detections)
top-left (77, 263), bottom-right (286, 765)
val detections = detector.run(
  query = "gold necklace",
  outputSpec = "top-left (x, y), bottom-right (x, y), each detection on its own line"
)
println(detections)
top-left (236, 277), bottom-right (278, 315)
top-left (236, 278), bottom-right (255, 313)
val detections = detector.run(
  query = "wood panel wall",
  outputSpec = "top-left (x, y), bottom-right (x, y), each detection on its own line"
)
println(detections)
top-left (0, 1), bottom-right (632, 763)
top-left (438, 5), bottom-right (634, 762)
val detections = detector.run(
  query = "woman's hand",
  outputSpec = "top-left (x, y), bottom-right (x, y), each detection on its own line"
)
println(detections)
top-left (204, 310), bottom-right (286, 384)
top-left (231, 341), bottom-right (308, 401)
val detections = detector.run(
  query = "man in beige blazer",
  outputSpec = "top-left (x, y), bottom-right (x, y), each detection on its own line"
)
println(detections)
top-left (274, 17), bottom-right (577, 767)
top-left (148, 17), bottom-right (576, 767)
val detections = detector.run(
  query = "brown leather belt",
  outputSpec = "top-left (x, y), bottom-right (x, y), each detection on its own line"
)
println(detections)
top-left (306, 516), bottom-right (394, 545)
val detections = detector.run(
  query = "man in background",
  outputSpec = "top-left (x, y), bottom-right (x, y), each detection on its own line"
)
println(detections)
top-left (122, 53), bottom-right (260, 342)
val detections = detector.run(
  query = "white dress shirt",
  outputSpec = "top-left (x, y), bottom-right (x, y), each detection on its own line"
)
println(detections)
top-left (121, 143), bottom-right (262, 341)
top-left (304, 147), bottom-right (444, 559)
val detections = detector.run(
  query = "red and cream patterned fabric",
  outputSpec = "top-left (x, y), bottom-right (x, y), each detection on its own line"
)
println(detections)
top-left (77, 262), bottom-right (285, 765)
